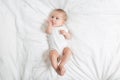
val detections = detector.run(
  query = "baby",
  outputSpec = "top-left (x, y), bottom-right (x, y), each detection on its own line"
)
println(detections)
top-left (46, 9), bottom-right (72, 76)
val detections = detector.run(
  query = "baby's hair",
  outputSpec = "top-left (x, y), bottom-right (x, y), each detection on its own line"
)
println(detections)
top-left (53, 9), bottom-right (68, 21)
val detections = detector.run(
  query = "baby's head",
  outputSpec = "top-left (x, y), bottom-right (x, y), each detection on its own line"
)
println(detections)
top-left (49, 9), bottom-right (67, 27)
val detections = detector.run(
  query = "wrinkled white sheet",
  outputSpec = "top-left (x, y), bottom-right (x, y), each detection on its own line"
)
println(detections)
top-left (0, 0), bottom-right (120, 80)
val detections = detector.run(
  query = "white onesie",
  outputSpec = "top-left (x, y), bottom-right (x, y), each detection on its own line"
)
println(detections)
top-left (47, 25), bottom-right (68, 55)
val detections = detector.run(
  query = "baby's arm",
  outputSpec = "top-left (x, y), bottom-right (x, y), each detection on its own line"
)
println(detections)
top-left (45, 20), bottom-right (53, 34)
top-left (60, 30), bottom-right (71, 39)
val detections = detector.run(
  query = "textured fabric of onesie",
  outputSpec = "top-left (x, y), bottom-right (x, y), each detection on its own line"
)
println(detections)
top-left (47, 25), bottom-right (68, 55)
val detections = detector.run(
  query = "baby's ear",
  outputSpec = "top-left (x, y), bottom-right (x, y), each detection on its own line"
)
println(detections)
top-left (63, 21), bottom-right (66, 24)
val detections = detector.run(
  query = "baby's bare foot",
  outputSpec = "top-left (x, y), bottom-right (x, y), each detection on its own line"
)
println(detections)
top-left (59, 65), bottom-right (66, 76)
top-left (55, 68), bottom-right (61, 75)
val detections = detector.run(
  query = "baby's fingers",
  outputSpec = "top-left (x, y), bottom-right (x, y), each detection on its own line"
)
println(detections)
top-left (60, 30), bottom-right (65, 34)
top-left (47, 19), bottom-right (52, 25)
top-left (47, 19), bottom-right (50, 23)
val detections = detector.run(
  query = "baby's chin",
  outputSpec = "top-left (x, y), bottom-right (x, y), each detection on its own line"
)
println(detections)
top-left (53, 24), bottom-right (64, 27)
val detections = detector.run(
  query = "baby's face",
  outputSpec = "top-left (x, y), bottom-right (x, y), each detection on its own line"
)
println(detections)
top-left (49, 11), bottom-right (66, 27)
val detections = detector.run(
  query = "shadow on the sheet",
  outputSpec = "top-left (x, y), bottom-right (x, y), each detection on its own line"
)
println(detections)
top-left (42, 50), bottom-right (51, 66)
top-left (40, 22), bottom-right (47, 33)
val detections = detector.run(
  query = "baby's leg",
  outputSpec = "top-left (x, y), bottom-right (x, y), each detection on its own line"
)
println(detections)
top-left (49, 50), bottom-right (60, 74)
top-left (59, 47), bottom-right (72, 76)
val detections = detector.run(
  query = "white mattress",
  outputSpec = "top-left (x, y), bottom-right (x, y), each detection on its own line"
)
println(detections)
top-left (0, 0), bottom-right (120, 80)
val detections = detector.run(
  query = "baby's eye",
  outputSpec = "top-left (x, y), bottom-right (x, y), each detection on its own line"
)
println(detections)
top-left (56, 17), bottom-right (59, 20)
top-left (51, 16), bottom-right (54, 18)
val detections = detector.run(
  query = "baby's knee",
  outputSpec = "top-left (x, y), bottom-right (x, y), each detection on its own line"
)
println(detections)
top-left (49, 50), bottom-right (58, 57)
top-left (63, 47), bottom-right (72, 55)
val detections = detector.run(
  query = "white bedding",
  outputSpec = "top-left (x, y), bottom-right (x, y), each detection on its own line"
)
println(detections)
top-left (0, 0), bottom-right (120, 80)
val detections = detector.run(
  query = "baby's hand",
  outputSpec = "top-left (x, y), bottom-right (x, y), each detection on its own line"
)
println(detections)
top-left (60, 30), bottom-right (66, 36)
top-left (47, 19), bottom-right (52, 27)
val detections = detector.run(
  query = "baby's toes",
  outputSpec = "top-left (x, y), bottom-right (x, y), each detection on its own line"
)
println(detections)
top-left (56, 68), bottom-right (61, 75)
top-left (59, 65), bottom-right (66, 76)
top-left (61, 67), bottom-right (66, 75)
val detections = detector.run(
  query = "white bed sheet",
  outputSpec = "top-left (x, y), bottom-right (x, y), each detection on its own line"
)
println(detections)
top-left (0, 0), bottom-right (120, 80)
